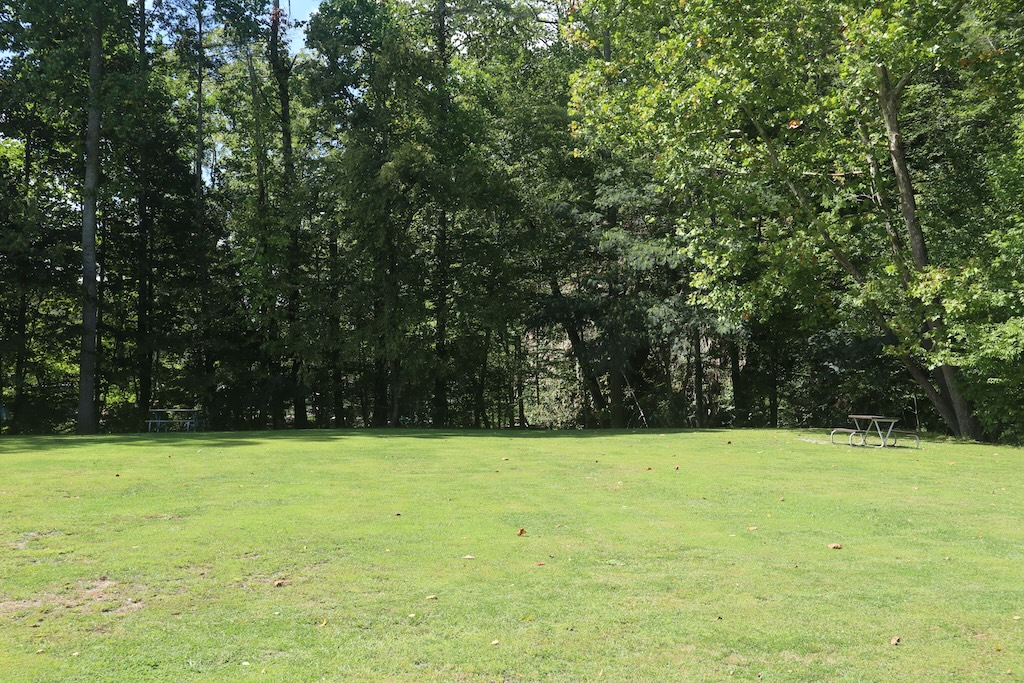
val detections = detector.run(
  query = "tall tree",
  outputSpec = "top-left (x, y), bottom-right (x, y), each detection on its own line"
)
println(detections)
top-left (574, 0), bottom-right (1021, 438)
top-left (77, 14), bottom-right (103, 434)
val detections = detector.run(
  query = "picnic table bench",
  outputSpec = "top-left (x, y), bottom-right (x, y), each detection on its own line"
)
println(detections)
top-left (146, 408), bottom-right (204, 433)
top-left (830, 414), bottom-right (920, 448)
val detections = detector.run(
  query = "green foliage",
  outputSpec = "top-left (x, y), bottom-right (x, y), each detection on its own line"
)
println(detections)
top-left (3, 0), bottom-right (1022, 437)
top-left (572, 0), bottom-right (1024, 438)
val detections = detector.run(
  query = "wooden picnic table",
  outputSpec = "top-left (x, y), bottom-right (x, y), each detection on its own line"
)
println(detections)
top-left (146, 408), bottom-right (204, 433)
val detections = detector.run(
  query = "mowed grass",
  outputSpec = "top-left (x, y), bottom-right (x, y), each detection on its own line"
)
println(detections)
top-left (1, 430), bottom-right (1022, 682)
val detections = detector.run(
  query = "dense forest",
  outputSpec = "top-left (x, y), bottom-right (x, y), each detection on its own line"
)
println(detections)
top-left (0, 0), bottom-right (1021, 439)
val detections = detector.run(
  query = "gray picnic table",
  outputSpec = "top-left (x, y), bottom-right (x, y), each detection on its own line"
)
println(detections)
top-left (147, 408), bottom-right (204, 433)
top-left (830, 414), bottom-right (919, 448)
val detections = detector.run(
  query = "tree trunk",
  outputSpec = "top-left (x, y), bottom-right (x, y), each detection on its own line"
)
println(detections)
top-left (136, 0), bottom-right (154, 418)
top-left (269, 1), bottom-right (306, 428)
top-left (78, 25), bottom-right (102, 435)
top-left (372, 357), bottom-right (389, 427)
top-left (245, 49), bottom-right (268, 217)
top-left (389, 357), bottom-right (401, 426)
top-left (94, 224), bottom-right (106, 419)
top-left (516, 334), bottom-right (526, 428)
top-left (877, 66), bottom-right (983, 440)
top-left (729, 338), bottom-right (744, 426)
top-left (12, 293), bottom-right (29, 431)
top-left (13, 129), bottom-right (33, 432)
top-left (194, 1), bottom-right (205, 236)
top-left (876, 66), bottom-right (928, 270)
top-left (327, 228), bottom-right (346, 427)
top-left (474, 329), bottom-right (491, 428)
top-left (430, 0), bottom-right (452, 428)
top-left (691, 325), bottom-right (705, 428)
top-left (432, 207), bottom-right (450, 427)
top-left (609, 361), bottom-right (626, 428)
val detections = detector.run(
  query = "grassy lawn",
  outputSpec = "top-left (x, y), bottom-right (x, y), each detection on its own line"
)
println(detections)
top-left (1, 429), bottom-right (1022, 682)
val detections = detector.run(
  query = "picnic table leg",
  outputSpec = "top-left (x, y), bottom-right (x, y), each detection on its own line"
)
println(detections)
top-left (882, 421), bottom-right (896, 447)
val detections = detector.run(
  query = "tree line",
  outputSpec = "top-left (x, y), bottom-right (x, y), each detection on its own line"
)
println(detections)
top-left (1, 0), bottom-right (1021, 440)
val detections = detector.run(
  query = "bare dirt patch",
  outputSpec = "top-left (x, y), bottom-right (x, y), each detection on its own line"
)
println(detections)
top-left (10, 530), bottom-right (62, 550)
top-left (2, 578), bottom-right (151, 620)
top-left (0, 598), bottom-right (47, 615)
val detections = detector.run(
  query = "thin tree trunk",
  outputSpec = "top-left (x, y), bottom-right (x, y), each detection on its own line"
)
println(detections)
top-left (136, 0), bottom-right (154, 418)
top-left (516, 334), bottom-right (526, 428)
top-left (268, 1), bottom-right (307, 428)
top-left (372, 357), bottom-right (389, 427)
top-left (430, 0), bottom-right (452, 428)
top-left (765, 337), bottom-right (780, 428)
top-left (432, 207), bottom-right (450, 427)
top-left (609, 356), bottom-right (626, 428)
top-left (389, 357), bottom-right (401, 426)
top-left (474, 329), bottom-right (491, 428)
top-left (13, 129), bottom-right (33, 432)
top-left (691, 325), bottom-right (705, 428)
top-left (194, 1), bottom-right (204, 235)
top-left (327, 228), bottom-right (346, 427)
top-left (12, 293), bottom-right (29, 431)
top-left (94, 224), bottom-right (106, 418)
top-left (78, 24), bottom-right (102, 435)
top-left (729, 338), bottom-right (744, 427)
top-left (245, 49), bottom-right (268, 215)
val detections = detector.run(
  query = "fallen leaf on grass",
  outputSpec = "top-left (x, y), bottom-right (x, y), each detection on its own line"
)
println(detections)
top-left (674, 466), bottom-right (680, 471)
top-left (517, 528), bottom-right (527, 536)
top-left (426, 595), bottom-right (438, 600)
top-left (273, 579), bottom-right (290, 587)
top-left (317, 618), bottom-right (328, 626)
top-left (491, 640), bottom-right (500, 645)
top-left (462, 555), bottom-right (475, 560)
top-left (890, 636), bottom-right (901, 646)
top-left (828, 543), bottom-right (843, 550)
top-left (747, 526), bottom-right (758, 532)
top-left (535, 562), bottom-right (545, 566)
top-left (645, 467), bottom-right (652, 471)
top-left (1013, 616), bottom-right (1021, 620)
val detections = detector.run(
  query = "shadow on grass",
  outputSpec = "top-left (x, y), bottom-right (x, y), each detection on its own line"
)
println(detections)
top-left (1, 427), bottom-right (724, 452)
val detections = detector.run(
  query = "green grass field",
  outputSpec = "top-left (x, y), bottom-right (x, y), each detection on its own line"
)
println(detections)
top-left (1, 429), bottom-right (1022, 682)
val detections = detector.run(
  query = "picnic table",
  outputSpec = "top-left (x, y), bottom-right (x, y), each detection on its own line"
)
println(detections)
top-left (146, 408), bottom-right (204, 433)
top-left (830, 414), bottom-right (919, 448)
